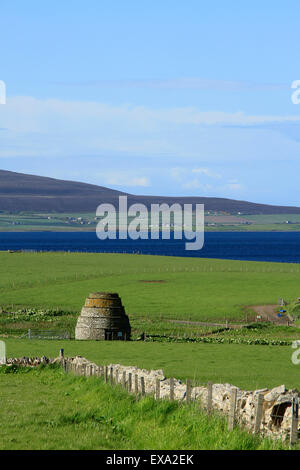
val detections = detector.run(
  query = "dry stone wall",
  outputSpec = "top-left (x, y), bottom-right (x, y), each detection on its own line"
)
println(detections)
top-left (68, 355), bottom-right (299, 441)
top-left (2, 355), bottom-right (299, 442)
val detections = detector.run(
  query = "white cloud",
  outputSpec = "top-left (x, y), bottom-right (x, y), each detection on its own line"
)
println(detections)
top-left (56, 78), bottom-right (287, 92)
top-left (191, 168), bottom-right (221, 178)
top-left (227, 182), bottom-right (245, 191)
top-left (182, 180), bottom-right (213, 190)
top-left (101, 171), bottom-right (150, 188)
top-left (0, 96), bottom-right (300, 162)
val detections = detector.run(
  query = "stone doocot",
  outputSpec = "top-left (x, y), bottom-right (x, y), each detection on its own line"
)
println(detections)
top-left (75, 292), bottom-right (131, 341)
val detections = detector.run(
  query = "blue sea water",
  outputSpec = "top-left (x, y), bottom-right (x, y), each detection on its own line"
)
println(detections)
top-left (1, 231), bottom-right (300, 263)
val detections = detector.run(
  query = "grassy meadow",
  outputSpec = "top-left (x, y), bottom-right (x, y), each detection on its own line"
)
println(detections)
top-left (2, 337), bottom-right (300, 391)
top-left (1, 251), bottom-right (300, 326)
top-left (0, 365), bottom-right (288, 450)
top-left (1, 250), bottom-right (300, 450)
top-left (1, 250), bottom-right (300, 390)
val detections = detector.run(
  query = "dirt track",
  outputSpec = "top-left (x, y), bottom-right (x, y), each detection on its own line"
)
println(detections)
top-left (169, 304), bottom-right (291, 330)
top-left (247, 304), bottom-right (290, 325)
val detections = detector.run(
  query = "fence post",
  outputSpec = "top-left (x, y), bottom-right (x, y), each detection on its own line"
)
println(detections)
top-left (155, 379), bottom-right (160, 400)
top-left (89, 364), bottom-right (93, 377)
top-left (169, 377), bottom-right (174, 401)
top-left (110, 366), bottom-right (114, 385)
top-left (254, 393), bottom-right (264, 434)
top-left (207, 382), bottom-right (213, 413)
top-left (186, 379), bottom-right (191, 403)
top-left (105, 366), bottom-right (108, 383)
top-left (290, 396), bottom-right (299, 446)
top-left (115, 369), bottom-right (119, 385)
top-left (141, 376), bottom-right (145, 396)
top-left (135, 374), bottom-right (139, 396)
top-left (128, 373), bottom-right (132, 392)
top-left (228, 387), bottom-right (238, 431)
top-left (122, 371), bottom-right (126, 389)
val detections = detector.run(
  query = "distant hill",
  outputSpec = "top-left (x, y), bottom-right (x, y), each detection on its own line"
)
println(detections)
top-left (0, 169), bottom-right (300, 215)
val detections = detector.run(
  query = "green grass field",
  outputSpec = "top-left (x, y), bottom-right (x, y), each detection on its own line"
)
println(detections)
top-left (2, 251), bottom-right (300, 450)
top-left (0, 365), bottom-right (288, 450)
top-left (2, 212), bottom-right (300, 231)
top-left (1, 251), bottom-right (300, 326)
top-left (3, 337), bottom-right (300, 391)
top-left (2, 251), bottom-right (300, 391)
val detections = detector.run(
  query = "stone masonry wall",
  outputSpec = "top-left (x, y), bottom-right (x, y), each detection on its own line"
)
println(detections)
top-left (3, 355), bottom-right (299, 442)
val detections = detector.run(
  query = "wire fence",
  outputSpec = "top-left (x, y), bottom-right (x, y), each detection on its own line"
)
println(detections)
top-left (20, 329), bottom-right (71, 340)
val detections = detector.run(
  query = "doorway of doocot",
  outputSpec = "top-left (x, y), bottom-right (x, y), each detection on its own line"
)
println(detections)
top-left (105, 330), bottom-right (113, 340)
top-left (104, 330), bottom-right (125, 340)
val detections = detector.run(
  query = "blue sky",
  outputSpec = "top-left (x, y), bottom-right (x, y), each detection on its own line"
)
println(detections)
top-left (0, 1), bottom-right (300, 205)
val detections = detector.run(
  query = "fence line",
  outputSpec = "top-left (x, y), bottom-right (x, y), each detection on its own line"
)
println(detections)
top-left (57, 351), bottom-right (299, 447)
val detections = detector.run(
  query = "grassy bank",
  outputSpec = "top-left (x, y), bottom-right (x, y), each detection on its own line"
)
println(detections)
top-left (0, 365), bottom-right (288, 450)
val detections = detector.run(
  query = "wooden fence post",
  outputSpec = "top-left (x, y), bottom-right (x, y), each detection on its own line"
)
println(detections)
top-left (115, 369), bottom-right (119, 385)
top-left (254, 393), bottom-right (264, 434)
top-left (207, 382), bottom-right (213, 413)
top-left (141, 376), bottom-right (145, 396)
top-left (186, 379), bottom-right (191, 403)
top-left (228, 387), bottom-right (238, 431)
top-left (110, 366), bottom-right (114, 385)
top-left (155, 379), bottom-right (160, 400)
top-left (89, 364), bottom-right (93, 377)
top-left (290, 396), bottom-right (299, 446)
top-left (59, 349), bottom-right (64, 363)
top-left (135, 374), bottom-right (139, 396)
top-left (122, 371), bottom-right (126, 389)
top-left (169, 377), bottom-right (174, 401)
top-left (105, 366), bottom-right (108, 383)
top-left (128, 373), bottom-right (132, 392)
